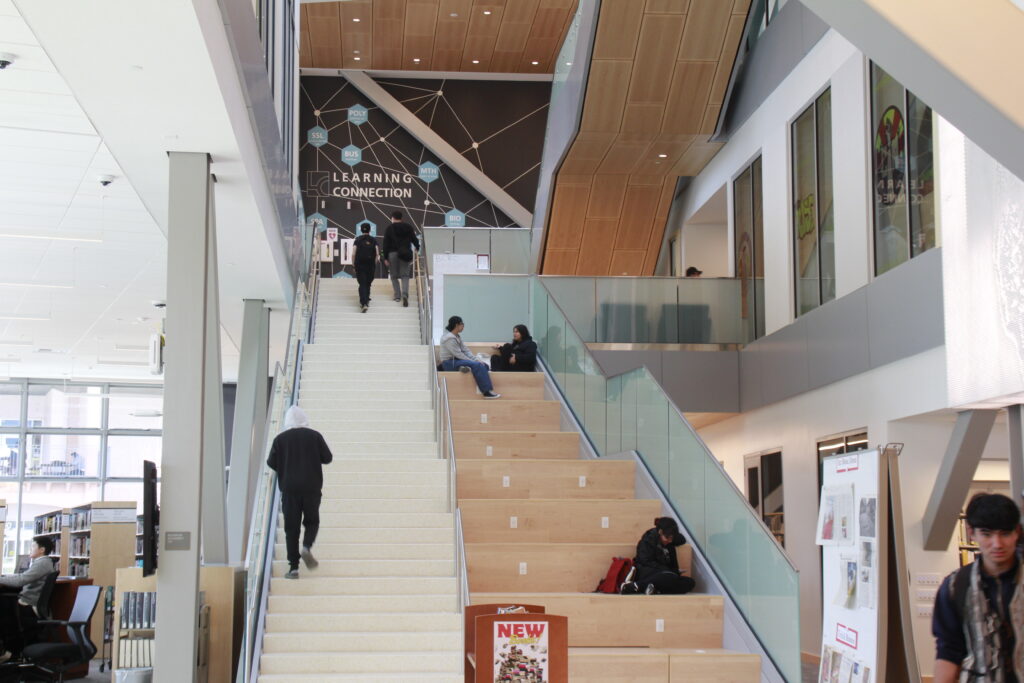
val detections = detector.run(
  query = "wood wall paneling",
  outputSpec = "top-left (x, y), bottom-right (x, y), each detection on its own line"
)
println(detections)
top-left (677, 0), bottom-right (733, 61)
top-left (547, 183), bottom-right (591, 249)
top-left (591, 0), bottom-right (643, 60)
top-left (614, 184), bottom-right (661, 250)
top-left (597, 138), bottom-right (655, 174)
top-left (586, 175), bottom-right (628, 219)
top-left (662, 61), bottom-right (717, 134)
top-left (644, 176), bottom-right (679, 270)
top-left (307, 3), bottom-right (343, 68)
top-left (627, 14), bottom-right (685, 104)
top-left (576, 219), bottom-right (619, 275)
top-left (609, 250), bottom-right (648, 276)
top-left (622, 104), bottom-right (667, 134)
top-left (645, 0), bottom-right (691, 13)
top-left (579, 60), bottom-right (633, 132)
top-left (710, 14), bottom-right (748, 104)
top-left (543, 249), bottom-right (579, 274)
top-left (672, 140), bottom-right (723, 176)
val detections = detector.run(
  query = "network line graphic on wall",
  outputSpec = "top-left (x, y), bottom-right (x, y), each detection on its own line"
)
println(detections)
top-left (299, 76), bottom-right (549, 271)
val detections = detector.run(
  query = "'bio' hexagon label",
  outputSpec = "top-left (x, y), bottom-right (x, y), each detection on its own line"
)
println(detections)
top-left (445, 209), bottom-right (466, 228)
top-left (307, 212), bottom-right (328, 233)
top-left (341, 145), bottom-right (362, 167)
top-left (307, 126), bottom-right (328, 148)
top-left (347, 105), bottom-right (369, 126)
top-left (418, 161), bottom-right (440, 184)
top-left (356, 219), bottom-right (377, 237)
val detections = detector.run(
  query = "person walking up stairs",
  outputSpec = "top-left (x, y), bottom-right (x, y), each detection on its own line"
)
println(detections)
top-left (258, 277), bottom-right (462, 682)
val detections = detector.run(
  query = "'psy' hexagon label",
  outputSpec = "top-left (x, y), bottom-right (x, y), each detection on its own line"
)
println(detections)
top-left (347, 105), bottom-right (369, 126)
top-left (341, 145), bottom-right (362, 167)
top-left (307, 126), bottom-right (328, 148)
top-left (307, 212), bottom-right (328, 233)
top-left (356, 219), bottom-right (377, 237)
top-left (418, 161), bottom-right (440, 184)
top-left (445, 209), bottom-right (466, 228)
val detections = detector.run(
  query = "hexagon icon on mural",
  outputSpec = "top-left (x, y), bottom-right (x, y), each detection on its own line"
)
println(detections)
top-left (307, 212), bottom-right (328, 233)
top-left (418, 161), bottom-right (440, 184)
top-left (341, 145), bottom-right (362, 167)
top-left (347, 104), bottom-right (369, 126)
top-left (307, 126), bottom-right (328, 148)
top-left (356, 219), bottom-right (377, 237)
top-left (445, 209), bottom-right (466, 228)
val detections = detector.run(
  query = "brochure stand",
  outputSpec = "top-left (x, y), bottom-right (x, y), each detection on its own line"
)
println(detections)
top-left (466, 609), bottom-right (567, 683)
top-left (464, 603), bottom-right (545, 683)
top-left (816, 445), bottom-right (919, 683)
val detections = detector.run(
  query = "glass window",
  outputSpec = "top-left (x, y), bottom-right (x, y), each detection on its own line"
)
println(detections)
top-left (792, 89), bottom-right (835, 316)
top-left (745, 451), bottom-right (785, 547)
top-left (871, 63), bottom-right (935, 274)
top-left (26, 385), bottom-right (102, 429)
top-left (103, 482), bottom-right (155, 514)
top-left (108, 386), bottom-right (163, 430)
top-left (0, 483), bottom-right (19, 575)
top-left (0, 435), bottom-right (18, 478)
top-left (26, 434), bottom-right (100, 478)
top-left (0, 384), bottom-right (20, 427)
top-left (106, 436), bottom-right (162, 479)
top-left (734, 157), bottom-right (765, 340)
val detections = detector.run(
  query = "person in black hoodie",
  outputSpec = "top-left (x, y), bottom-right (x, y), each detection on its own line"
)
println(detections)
top-left (267, 405), bottom-right (333, 579)
top-left (382, 210), bottom-right (420, 307)
top-left (622, 517), bottom-right (695, 595)
top-left (490, 324), bottom-right (538, 372)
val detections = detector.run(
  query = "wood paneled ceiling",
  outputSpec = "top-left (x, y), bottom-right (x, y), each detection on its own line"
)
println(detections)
top-left (542, 0), bottom-right (750, 276)
top-left (299, 0), bottom-right (578, 73)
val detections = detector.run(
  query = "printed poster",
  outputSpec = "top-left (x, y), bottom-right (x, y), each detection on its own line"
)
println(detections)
top-left (857, 541), bottom-right (877, 609)
top-left (858, 497), bottom-right (877, 538)
top-left (493, 621), bottom-right (548, 682)
top-left (817, 484), bottom-right (855, 545)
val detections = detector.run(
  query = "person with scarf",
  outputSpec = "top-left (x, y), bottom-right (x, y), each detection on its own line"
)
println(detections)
top-left (490, 324), bottom-right (538, 372)
top-left (267, 406), bottom-right (333, 579)
top-left (933, 493), bottom-right (1023, 682)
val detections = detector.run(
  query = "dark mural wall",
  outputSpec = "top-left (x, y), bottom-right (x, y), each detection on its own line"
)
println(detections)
top-left (299, 75), bottom-right (549, 277)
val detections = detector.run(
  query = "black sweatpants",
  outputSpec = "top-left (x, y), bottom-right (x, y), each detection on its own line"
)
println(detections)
top-left (0, 593), bottom-right (36, 655)
top-left (638, 570), bottom-right (695, 595)
top-left (355, 264), bottom-right (375, 306)
top-left (281, 490), bottom-right (321, 569)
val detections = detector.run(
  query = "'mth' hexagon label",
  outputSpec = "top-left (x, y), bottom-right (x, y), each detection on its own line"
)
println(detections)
top-left (445, 209), bottom-right (466, 228)
top-left (307, 126), bottom-right (328, 148)
top-left (307, 212), bottom-right (328, 233)
top-left (341, 145), bottom-right (362, 167)
top-left (418, 162), bottom-right (440, 183)
top-left (347, 105), bottom-right (369, 126)
top-left (356, 219), bottom-right (377, 237)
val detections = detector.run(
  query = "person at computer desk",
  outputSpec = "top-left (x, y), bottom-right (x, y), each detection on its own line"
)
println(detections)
top-left (0, 535), bottom-right (57, 660)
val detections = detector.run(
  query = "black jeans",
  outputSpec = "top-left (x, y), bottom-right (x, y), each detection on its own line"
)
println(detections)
top-left (638, 570), bottom-right (695, 595)
top-left (281, 490), bottom-right (322, 569)
top-left (355, 264), bottom-right (375, 306)
top-left (0, 593), bottom-right (36, 655)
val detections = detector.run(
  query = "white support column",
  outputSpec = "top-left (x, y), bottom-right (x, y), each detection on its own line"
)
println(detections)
top-left (226, 298), bottom-right (269, 563)
top-left (1008, 405), bottom-right (1024, 514)
top-left (154, 152), bottom-right (212, 683)
top-left (201, 176), bottom-right (228, 565)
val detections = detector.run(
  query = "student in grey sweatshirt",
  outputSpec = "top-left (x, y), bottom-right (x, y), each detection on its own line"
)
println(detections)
top-left (0, 535), bottom-right (58, 659)
top-left (439, 316), bottom-right (500, 399)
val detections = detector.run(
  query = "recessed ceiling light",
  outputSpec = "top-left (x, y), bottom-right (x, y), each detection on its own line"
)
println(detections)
top-left (352, 17), bottom-right (360, 22)
top-left (450, 12), bottom-right (458, 17)
top-left (354, 57), bottom-right (361, 61)
top-left (531, 61), bottom-right (539, 65)
top-left (413, 58), bottom-right (421, 63)
top-left (483, 10), bottom-right (492, 15)
top-left (472, 59), bottom-right (480, 64)
top-left (657, 153), bottom-right (668, 158)
top-left (354, 50), bottom-right (360, 54)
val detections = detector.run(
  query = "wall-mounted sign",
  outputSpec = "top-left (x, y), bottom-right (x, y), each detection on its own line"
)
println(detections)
top-left (418, 161), bottom-right (440, 183)
top-left (307, 126), bottom-right (328, 148)
top-left (326, 228), bottom-right (338, 242)
top-left (445, 209), bottom-right (466, 227)
top-left (341, 145), bottom-right (362, 167)
top-left (347, 104), bottom-right (368, 126)
top-left (93, 507), bottom-right (137, 524)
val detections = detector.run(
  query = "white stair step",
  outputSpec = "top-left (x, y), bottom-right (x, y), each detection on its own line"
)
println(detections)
top-left (319, 484), bottom-right (444, 499)
top-left (265, 612), bottom-right (460, 634)
top-left (267, 594), bottom-right (457, 614)
top-left (329, 445), bottom-right (438, 457)
top-left (272, 558), bottom-right (454, 577)
top-left (322, 432), bottom-right (436, 444)
top-left (274, 527), bottom-right (452, 545)
top-left (324, 459), bottom-right (445, 473)
top-left (301, 371), bottom-right (431, 383)
top-left (304, 344), bottom-right (427, 353)
top-left (263, 631), bottom-right (461, 654)
top-left (259, 651), bottom-right (460, 675)
top-left (268, 575), bottom-right (457, 596)
top-left (320, 498), bottom-right (447, 513)
top-left (274, 542), bottom-right (452, 560)
top-left (301, 400), bottom-right (433, 413)
top-left (300, 391), bottom-right (432, 402)
top-left (311, 414), bottom-right (436, 428)
top-left (314, 512), bottom-right (452, 528)
top-left (302, 383), bottom-right (431, 396)
top-left (320, 423), bottom-right (435, 436)
top-left (321, 471), bottom-right (446, 485)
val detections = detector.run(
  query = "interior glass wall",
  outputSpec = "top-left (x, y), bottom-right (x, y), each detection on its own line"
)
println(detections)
top-left (871, 63), bottom-right (935, 275)
top-left (733, 157), bottom-right (765, 340)
top-left (0, 380), bottom-right (161, 573)
top-left (792, 88), bottom-right (835, 315)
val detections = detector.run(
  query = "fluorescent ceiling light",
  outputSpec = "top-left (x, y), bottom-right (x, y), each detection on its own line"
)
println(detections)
top-left (845, 438), bottom-right (869, 446)
top-left (0, 340), bottom-right (33, 347)
top-left (0, 233), bottom-right (103, 243)
top-left (128, 409), bottom-right (162, 417)
top-left (0, 315), bottom-right (49, 321)
top-left (114, 344), bottom-right (148, 351)
top-left (96, 359), bottom-right (149, 367)
top-left (0, 282), bottom-right (72, 290)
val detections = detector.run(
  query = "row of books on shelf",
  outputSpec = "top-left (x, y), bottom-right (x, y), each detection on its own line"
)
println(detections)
top-left (35, 513), bottom-right (62, 535)
top-left (48, 538), bottom-right (61, 557)
top-left (68, 508), bottom-right (90, 531)
top-left (67, 560), bottom-right (89, 578)
top-left (118, 638), bottom-right (154, 669)
top-left (69, 536), bottom-right (90, 556)
top-left (121, 591), bottom-right (156, 630)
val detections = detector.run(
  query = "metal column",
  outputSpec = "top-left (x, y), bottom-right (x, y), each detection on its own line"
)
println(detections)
top-left (154, 152), bottom-right (216, 683)
top-left (225, 298), bottom-right (269, 564)
top-left (1008, 405), bottom-right (1024, 513)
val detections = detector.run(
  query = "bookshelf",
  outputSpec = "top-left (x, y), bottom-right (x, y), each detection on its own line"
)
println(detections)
top-left (33, 508), bottom-right (70, 575)
top-left (957, 513), bottom-right (980, 567)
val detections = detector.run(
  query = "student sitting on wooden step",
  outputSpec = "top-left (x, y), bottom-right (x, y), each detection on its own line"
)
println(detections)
top-left (490, 324), bottom-right (538, 372)
top-left (621, 517), bottom-right (695, 595)
top-left (440, 315), bottom-right (501, 399)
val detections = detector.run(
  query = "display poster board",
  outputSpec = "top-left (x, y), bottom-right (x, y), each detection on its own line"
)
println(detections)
top-left (432, 253), bottom-right (480, 344)
top-left (493, 620), bottom-right (550, 681)
top-left (817, 449), bottom-right (880, 683)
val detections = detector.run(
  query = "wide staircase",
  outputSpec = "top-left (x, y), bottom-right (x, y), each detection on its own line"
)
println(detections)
top-left (259, 277), bottom-right (462, 682)
top-left (445, 369), bottom-right (761, 682)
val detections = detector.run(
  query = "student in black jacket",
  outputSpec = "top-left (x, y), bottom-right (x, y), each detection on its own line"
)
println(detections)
top-left (623, 517), bottom-right (695, 595)
top-left (490, 324), bottom-right (538, 372)
top-left (267, 405), bottom-right (333, 579)
top-left (382, 210), bottom-right (420, 307)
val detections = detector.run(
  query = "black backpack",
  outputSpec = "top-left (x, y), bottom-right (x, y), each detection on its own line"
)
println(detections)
top-left (354, 235), bottom-right (377, 265)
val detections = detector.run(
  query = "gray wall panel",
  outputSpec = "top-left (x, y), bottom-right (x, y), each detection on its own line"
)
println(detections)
top-left (739, 344), bottom-right (764, 413)
top-left (755, 321), bottom-right (810, 406)
top-left (661, 351), bottom-right (740, 413)
top-left (591, 349), bottom-right (663, 380)
top-left (804, 290), bottom-right (870, 390)
top-left (866, 248), bottom-right (944, 367)
top-left (452, 230), bottom-right (491, 256)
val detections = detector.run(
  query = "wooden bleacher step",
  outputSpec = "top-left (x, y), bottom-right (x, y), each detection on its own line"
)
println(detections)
top-left (459, 498), bottom-right (662, 543)
top-left (449, 399), bottom-right (561, 431)
top-left (568, 647), bottom-right (760, 683)
top-left (457, 459), bottom-right (636, 499)
top-left (453, 430), bottom-right (580, 459)
top-left (439, 371), bottom-right (546, 400)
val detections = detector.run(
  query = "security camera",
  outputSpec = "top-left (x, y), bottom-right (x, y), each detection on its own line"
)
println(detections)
top-left (151, 300), bottom-right (166, 309)
top-left (98, 175), bottom-right (115, 187)
top-left (0, 53), bottom-right (14, 70)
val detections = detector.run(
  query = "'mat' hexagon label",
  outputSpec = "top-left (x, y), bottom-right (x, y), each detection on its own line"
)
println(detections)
top-left (307, 126), bottom-right (328, 148)
top-left (445, 209), bottom-right (466, 228)
top-left (356, 219), bottom-right (377, 237)
top-left (341, 145), bottom-right (362, 167)
top-left (307, 212), bottom-right (328, 233)
top-left (347, 105), bottom-right (369, 126)
top-left (418, 161), bottom-right (440, 184)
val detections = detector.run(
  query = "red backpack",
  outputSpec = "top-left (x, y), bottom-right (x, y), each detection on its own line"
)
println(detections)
top-left (594, 557), bottom-right (633, 594)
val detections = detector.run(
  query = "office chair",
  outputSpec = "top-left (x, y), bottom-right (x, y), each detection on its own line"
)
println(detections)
top-left (19, 584), bottom-right (100, 682)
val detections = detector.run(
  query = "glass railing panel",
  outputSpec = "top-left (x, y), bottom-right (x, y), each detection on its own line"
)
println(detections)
top-left (540, 277), bottom-right (597, 340)
top-left (443, 275), bottom-right (530, 343)
top-left (635, 369), bottom-right (670, 486)
top-left (595, 278), bottom-right (680, 343)
top-left (582, 352), bottom-right (607, 456)
top-left (532, 277), bottom-right (549, 351)
top-left (542, 300), bottom-right (569, 390)
top-left (562, 313), bottom-right (587, 425)
top-left (619, 369), bottom-right (639, 452)
top-left (605, 374), bottom-right (622, 456)
top-left (490, 229), bottom-right (532, 274)
top-left (675, 277), bottom-right (746, 344)
top-left (667, 409), bottom-right (708, 549)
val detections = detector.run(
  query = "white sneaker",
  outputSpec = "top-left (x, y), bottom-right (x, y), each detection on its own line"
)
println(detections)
top-left (301, 546), bottom-right (319, 570)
